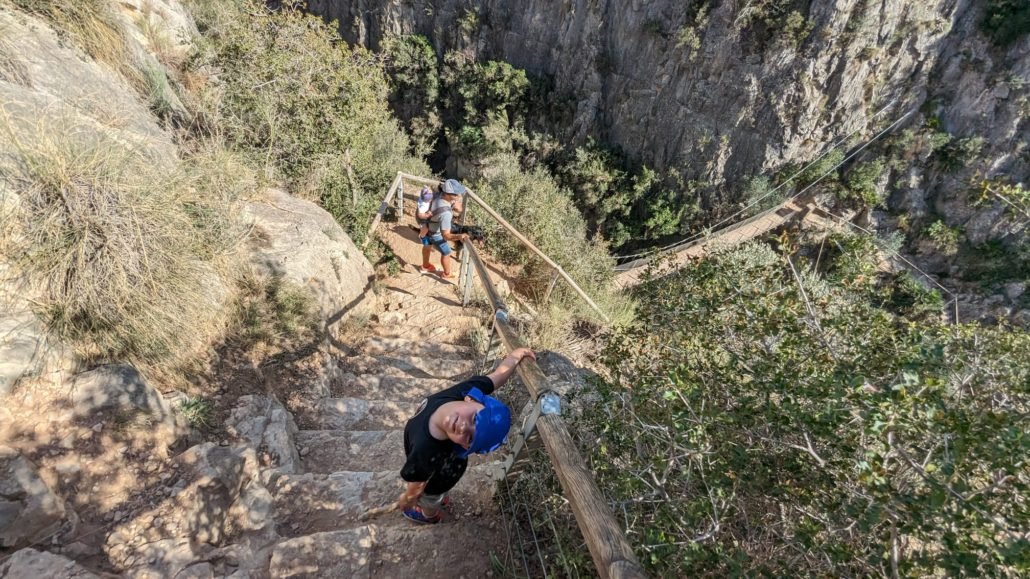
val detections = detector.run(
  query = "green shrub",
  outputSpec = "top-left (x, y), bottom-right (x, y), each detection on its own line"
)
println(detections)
top-left (925, 220), bottom-right (962, 255)
top-left (676, 2), bottom-right (710, 59)
top-left (178, 396), bottom-right (214, 429)
top-left (883, 271), bottom-right (944, 320)
top-left (441, 51), bottom-right (530, 129)
top-left (742, 174), bottom-right (783, 213)
top-left (187, 2), bottom-right (427, 242)
top-left (841, 158), bottom-right (886, 206)
top-left (736, 0), bottom-right (813, 51)
top-left (380, 34), bottom-right (441, 157)
top-left (980, 0), bottom-right (1030, 47)
top-left (583, 241), bottom-right (1030, 576)
top-left (472, 152), bottom-right (634, 324)
top-left (935, 135), bottom-right (984, 173)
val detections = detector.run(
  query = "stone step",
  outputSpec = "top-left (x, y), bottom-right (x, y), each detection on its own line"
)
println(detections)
top-left (269, 519), bottom-right (504, 578)
top-left (297, 430), bottom-right (405, 474)
top-left (371, 315), bottom-right (483, 342)
top-left (332, 372), bottom-right (459, 401)
top-left (359, 336), bottom-right (474, 361)
top-left (315, 398), bottom-right (414, 430)
top-left (337, 353), bottom-right (476, 382)
top-left (269, 466), bottom-right (502, 538)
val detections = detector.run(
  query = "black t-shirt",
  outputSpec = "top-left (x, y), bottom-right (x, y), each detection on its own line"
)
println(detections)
top-left (401, 375), bottom-right (494, 482)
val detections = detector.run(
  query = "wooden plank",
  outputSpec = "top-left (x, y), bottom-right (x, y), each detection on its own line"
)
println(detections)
top-left (464, 243), bottom-right (646, 578)
top-left (537, 415), bottom-right (647, 579)
top-left (362, 173), bottom-right (402, 249)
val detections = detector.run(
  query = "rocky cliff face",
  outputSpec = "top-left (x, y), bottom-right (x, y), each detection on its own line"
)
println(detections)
top-left (308, 0), bottom-right (1024, 187)
top-left (310, 0), bottom-right (1028, 320)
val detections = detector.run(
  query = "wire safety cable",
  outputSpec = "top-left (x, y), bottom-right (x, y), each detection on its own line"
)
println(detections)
top-left (618, 105), bottom-right (918, 280)
top-left (613, 97), bottom-right (904, 263)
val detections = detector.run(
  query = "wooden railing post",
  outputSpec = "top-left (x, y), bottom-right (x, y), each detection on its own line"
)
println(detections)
top-left (543, 268), bottom-right (561, 304)
top-left (464, 243), bottom-right (647, 579)
top-left (362, 172), bottom-right (402, 249)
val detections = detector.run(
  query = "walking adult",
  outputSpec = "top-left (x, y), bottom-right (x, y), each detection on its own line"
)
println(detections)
top-left (419, 179), bottom-right (469, 279)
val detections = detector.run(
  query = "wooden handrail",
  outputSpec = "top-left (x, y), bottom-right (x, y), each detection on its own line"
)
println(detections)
top-left (465, 242), bottom-right (647, 579)
top-left (396, 173), bottom-right (610, 322)
top-left (361, 172), bottom-right (402, 249)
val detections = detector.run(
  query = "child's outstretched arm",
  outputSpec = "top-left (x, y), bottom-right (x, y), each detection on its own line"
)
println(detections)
top-left (486, 347), bottom-right (536, 389)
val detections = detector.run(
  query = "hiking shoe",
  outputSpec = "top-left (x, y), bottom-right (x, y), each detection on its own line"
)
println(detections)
top-left (403, 506), bottom-right (443, 524)
top-left (419, 264), bottom-right (437, 273)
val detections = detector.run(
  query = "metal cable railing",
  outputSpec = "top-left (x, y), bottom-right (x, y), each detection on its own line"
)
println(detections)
top-left (613, 105), bottom-right (917, 282)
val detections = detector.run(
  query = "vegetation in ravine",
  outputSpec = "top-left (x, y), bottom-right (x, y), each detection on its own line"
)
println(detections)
top-left (575, 238), bottom-right (1029, 576)
top-left (186, 0), bottom-right (428, 244)
top-left (980, 0), bottom-right (1030, 48)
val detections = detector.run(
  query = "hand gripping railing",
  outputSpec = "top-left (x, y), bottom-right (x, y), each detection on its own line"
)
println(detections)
top-left (460, 240), bottom-right (647, 579)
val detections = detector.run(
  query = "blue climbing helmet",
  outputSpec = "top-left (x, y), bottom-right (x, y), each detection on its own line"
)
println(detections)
top-left (456, 387), bottom-right (510, 457)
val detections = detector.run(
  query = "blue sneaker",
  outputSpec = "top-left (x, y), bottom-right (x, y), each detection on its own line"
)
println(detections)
top-left (402, 505), bottom-right (443, 524)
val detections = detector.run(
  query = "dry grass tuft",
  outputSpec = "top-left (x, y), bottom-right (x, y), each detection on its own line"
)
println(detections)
top-left (0, 110), bottom-right (248, 366)
top-left (135, 4), bottom-right (184, 70)
top-left (10, 0), bottom-right (139, 83)
top-left (0, 25), bottom-right (31, 86)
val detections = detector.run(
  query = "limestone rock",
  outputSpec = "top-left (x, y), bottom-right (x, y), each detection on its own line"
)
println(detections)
top-left (0, 9), bottom-right (174, 167)
top-left (243, 188), bottom-right (377, 330)
top-left (0, 307), bottom-right (47, 397)
top-left (226, 396), bottom-right (302, 474)
top-left (1004, 282), bottom-right (1026, 302)
top-left (0, 446), bottom-right (66, 549)
top-left (70, 365), bottom-right (180, 433)
top-left (0, 548), bottom-right (99, 578)
top-left (174, 444), bottom-right (259, 546)
top-left (268, 528), bottom-right (373, 578)
top-left (105, 444), bottom-right (270, 577)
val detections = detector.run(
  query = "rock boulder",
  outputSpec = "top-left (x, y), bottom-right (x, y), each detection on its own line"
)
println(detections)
top-left (226, 396), bottom-right (302, 474)
top-left (0, 548), bottom-right (99, 578)
top-left (243, 189), bottom-right (377, 331)
top-left (0, 446), bottom-right (66, 549)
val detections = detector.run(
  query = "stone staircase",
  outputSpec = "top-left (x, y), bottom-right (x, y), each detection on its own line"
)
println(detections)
top-left (265, 259), bottom-right (508, 578)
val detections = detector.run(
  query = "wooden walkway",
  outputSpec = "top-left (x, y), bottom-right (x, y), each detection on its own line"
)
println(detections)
top-left (614, 199), bottom-right (811, 288)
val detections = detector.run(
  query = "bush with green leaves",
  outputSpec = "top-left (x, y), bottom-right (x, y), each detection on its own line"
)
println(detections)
top-left (441, 51), bottom-right (530, 129)
top-left (187, 1), bottom-right (427, 243)
top-left (380, 34), bottom-right (441, 157)
top-left (935, 136), bottom-right (985, 173)
top-left (925, 220), bottom-right (962, 255)
top-left (736, 0), bottom-right (813, 50)
top-left (471, 152), bottom-right (634, 324)
top-left (980, 0), bottom-right (1030, 47)
top-left (841, 158), bottom-right (886, 206)
top-left (580, 241), bottom-right (1029, 576)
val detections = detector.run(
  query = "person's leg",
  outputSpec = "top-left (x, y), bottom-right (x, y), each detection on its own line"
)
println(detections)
top-left (434, 237), bottom-right (454, 277)
top-left (421, 237), bottom-right (433, 270)
top-left (418, 456), bottom-right (467, 517)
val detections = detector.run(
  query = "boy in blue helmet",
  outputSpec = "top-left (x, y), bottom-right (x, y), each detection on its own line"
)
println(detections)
top-left (398, 347), bottom-right (536, 524)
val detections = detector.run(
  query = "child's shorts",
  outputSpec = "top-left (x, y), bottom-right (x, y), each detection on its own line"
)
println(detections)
top-left (421, 233), bottom-right (452, 256)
